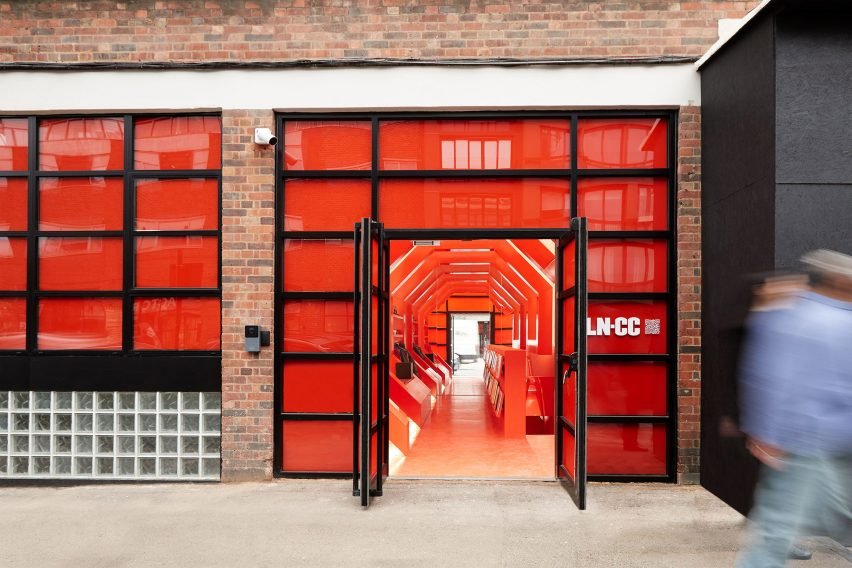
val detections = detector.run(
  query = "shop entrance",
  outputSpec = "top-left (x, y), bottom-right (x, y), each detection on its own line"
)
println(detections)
top-left (353, 220), bottom-right (588, 508)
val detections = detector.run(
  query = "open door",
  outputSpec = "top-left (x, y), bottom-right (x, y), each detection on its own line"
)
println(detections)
top-left (555, 217), bottom-right (588, 510)
top-left (353, 218), bottom-right (389, 507)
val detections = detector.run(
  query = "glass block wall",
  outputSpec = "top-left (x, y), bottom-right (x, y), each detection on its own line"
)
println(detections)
top-left (0, 391), bottom-right (221, 479)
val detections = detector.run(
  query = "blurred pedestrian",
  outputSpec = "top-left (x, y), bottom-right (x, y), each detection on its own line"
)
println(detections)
top-left (735, 250), bottom-right (852, 567)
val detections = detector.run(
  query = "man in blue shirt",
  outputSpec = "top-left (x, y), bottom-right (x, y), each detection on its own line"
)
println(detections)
top-left (736, 250), bottom-right (852, 567)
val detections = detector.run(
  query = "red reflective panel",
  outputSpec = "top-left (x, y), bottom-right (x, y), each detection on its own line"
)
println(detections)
top-left (578, 178), bottom-right (668, 231)
top-left (0, 238), bottom-right (26, 290)
top-left (39, 118), bottom-right (124, 171)
top-left (380, 179), bottom-right (570, 229)
top-left (587, 300), bottom-right (667, 354)
top-left (133, 297), bottom-right (221, 350)
top-left (561, 361), bottom-right (576, 425)
top-left (283, 179), bottom-right (371, 231)
top-left (379, 120), bottom-right (570, 170)
top-left (39, 237), bottom-right (123, 291)
top-left (562, 296), bottom-right (576, 355)
top-left (282, 420), bottom-right (352, 472)
top-left (0, 178), bottom-right (28, 231)
top-left (282, 361), bottom-right (353, 413)
top-left (136, 236), bottom-right (218, 288)
top-left (282, 300), bottom-right (354, 353)
top-left (562, 428), bottom-right (576, 478)
top-left (136, 178), bottom-right (218, 230)
top-left (588, 239), bottom-right (667, 293)
top-left (562, 238), bottom-right (576, 291)
top-left (39, 177), bottom-right (123, 231)
top-left (578, 118), bottom-right (667, 169)
top-left (0, 119), bottom-right (28, 170)
top-left (587, 424), bottom-right (667, 475)
top-left (588, 362), bottom-right (667, 416)
top-left (134, 116), bottom-right (221, 170)
top-left (38, 298), bottom-right (122, 350)
top-left (0, 298), bottom-right (26, 349)
top-left (283, 239), bottom-right (354, 292)
top-left (283, 121), bottom-right (371, 171)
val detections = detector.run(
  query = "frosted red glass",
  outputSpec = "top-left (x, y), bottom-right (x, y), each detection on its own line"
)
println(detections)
top-left (588, 239), bottom-right (668, 293)
top-left (136, 236), bottom-right (218, 288)
top-left (39, 237), bottom-right (123, 291)
top-left (134, 116), bottom-right (221, 170)
top-left (578, 178), bottom-right (668, 231)
top-left (0, 178), bottom-right (28, 231)
top-left (379, 179), bottom-right (570, 229)
top-left (282, 361), bottom-right (354, 413)
top-left (38, 298), bottom-right (122, 350)
top-left (39, 177), bottom-right (123, 231)
top-left (587, 424), bottom-right (667, 475)
top-left (133, 297), bottom-right (221, 350)
top-left (578, 118), bottom-right (667, 169)
top-left (283, 121), bottom-right (371, 171)
top-left (136, 178), bottom-right (218, 230)
top-left (282, 421), bottom-right (352, 472)
top-left (588, 362), bottom-right (667, 416)
top-left (0, 119), bottom-right (28, 171)
top-left (0, 298), bottom-right (26, 349)
top-left (39, 118), bottom-right (124, 171)
top-left (282, 300), bottom-right (354, 353)
top-left (283, 179), bottom-right (371, 231)
top-left (283, 239), bottom-right (354, 292)
top-left (379, 120), bottom-right (570, 170)
top-left (0, 238), bottom-right (26, 290)
top-left (587, 300), bottom-right (668, 354)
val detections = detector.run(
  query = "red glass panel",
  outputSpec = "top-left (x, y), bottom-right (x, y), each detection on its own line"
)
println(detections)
top-left (562, 360), bottom-right (576, 425)
top-left (38, 298), bottom-right (122, 350)
top-left (588, 362), bottom-right (667, 416)
top-left (587, 300), bottom-right (667, 355)
top-left (283, 239), bottom-right (354, 292)
top-left (282, 300), bottom-right (354, 353)
top-left (136, 236), bottom-right (218, 288)
top-left (283, 121), bottom-right (371, 171)
top-left (562, 428), bottom-right (576, 478)
top-left (562, 238), bottom-right (576, 291)
top-left (380, 179), bottom-right (570, 229)
top-left (282, 421), bottom-right (352, 472)
top-left (39, 237), bottom-right (122, 291)
top-left (134, 116), bottom-right (221, 170)
top-left (282, 361), bottom-right (353, 413)
top-left (371, 363), bottom-right (379, 423)
top-left (578, 118), bottom-right (667, 169)
top-left (283, 179), bottom-right (371, 231)
top-left (0, 238), bottom-right (26, 290)
top-left (588, 239), bottom-right (667, 293)
top-left (562, 296), bottom-right (575, 356)
top-left (0, 298), bottom-right (26, 350)
top-left (136, 178), bottom-right (218, 230)
top-left (0, 119), bottom-right (28, 171)
top-left (39, 118), bottom-right (124, 171)
top-left (133, 297), bottom-right (221, 350)
top-left (587, 424), bottom-right (667, 475)
top-left (578, 178), bottom-right (668, 231)
top-left (0, 178), bottom-right (28, 231)
top-left (39, 177), bottom-right (123, 231)
top-left (379, 120), bottom-right (570, 170)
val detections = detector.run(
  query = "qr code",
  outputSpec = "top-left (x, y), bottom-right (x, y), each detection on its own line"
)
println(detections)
top-left (644, 319), bottom-right (661, 335)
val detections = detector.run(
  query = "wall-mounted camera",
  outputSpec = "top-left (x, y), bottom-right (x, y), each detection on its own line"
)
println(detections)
top-left (254, 127), bottom-right (278, 146)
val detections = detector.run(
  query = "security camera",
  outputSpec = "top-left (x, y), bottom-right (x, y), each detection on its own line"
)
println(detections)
top-left (254, 128), bottom-right (277, 146)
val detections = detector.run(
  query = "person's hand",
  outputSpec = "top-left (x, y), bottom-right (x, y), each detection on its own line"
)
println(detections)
top-left (747, 437), bottom-right (786, 469)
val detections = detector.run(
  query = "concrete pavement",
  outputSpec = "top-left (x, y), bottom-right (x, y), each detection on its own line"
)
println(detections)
top-left (0, 480), bottom-right (849, 567)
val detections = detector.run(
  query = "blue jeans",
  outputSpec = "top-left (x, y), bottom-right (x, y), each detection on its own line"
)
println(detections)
top-left (736, 453), bottom-right (851, 568)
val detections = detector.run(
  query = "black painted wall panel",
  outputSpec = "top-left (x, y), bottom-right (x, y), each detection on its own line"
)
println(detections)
top-left (775, 184), bottom-right (852, 268)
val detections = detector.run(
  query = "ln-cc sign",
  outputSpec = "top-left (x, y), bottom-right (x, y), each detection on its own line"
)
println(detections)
top-left (586, 317), bottom-right (661, 337)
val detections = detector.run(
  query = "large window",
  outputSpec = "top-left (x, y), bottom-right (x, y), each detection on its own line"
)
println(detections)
top-left (0, 115), bottom-right (221, 355)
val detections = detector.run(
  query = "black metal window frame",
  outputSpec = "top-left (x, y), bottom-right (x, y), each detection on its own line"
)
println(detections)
top-left (0, 113), bottom-right (223, 392)
top-left (274, 110), bottom-right (678, 482)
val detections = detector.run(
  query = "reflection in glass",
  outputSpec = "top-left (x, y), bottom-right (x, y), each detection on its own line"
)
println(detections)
top-left (133, 297), bottom-right (221, 350)
top-left (39, 237), bottom-right (123, 291)
top-left (39, 177), bottom-right (124, 231)
top-left (587, 423), bottom-right (667, 475)
top-left (38, 298), bottom-right (123, 350)
top-left (283, 179), bottom-right (371, 231)
top-left (588, 361), bottom-right (667, 416)
top-left (0, 177), bottom-right (28, 231)
top-left (39, 118), bottom-right (124, 171)
top-left (134, 116), bottom-right (222, 170)
top-left (588, 240), bottom-right (667, 293)
top-left (283, 121), bottom-right (372, 170)
top-left (0, 237), bottom-right (27, 290)
top-left (0, 298), bottom-right (26, 349)
top-left (578, 178), bottom-right (668, 231)
top-left (0, 118), bottom-right (28, 170)
top-left (578, 118), bottom-right (667, 169)
top-left (282, 421), bottom-right (353, 472)
top-left (282, 300), bottom-right (354, 353)
top-left (135, 236), bottom-right (218, 288)
top-left (283, 239), bottom-right (355, 292)
top-left (136, 178), bottom-right (218, 230)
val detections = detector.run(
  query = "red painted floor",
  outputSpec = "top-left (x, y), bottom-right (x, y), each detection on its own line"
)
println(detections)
top-left (392, 360), bottom-right (554, 478)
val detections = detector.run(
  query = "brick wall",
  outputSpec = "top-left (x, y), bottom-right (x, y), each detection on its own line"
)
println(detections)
top-left (220, 109), bottom-right (276, 481)
top-left (1, 1), bottom-right (755, 64)
top-left (676, 106), bottom-right (701, 483)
